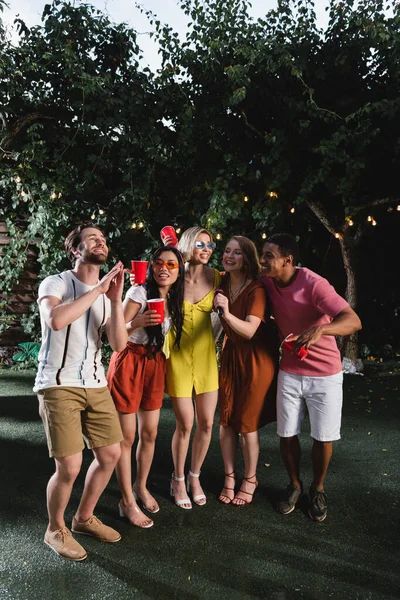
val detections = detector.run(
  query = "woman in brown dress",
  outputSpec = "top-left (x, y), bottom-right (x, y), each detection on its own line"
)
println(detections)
top-left (213, 236), bottom-right (278, 505)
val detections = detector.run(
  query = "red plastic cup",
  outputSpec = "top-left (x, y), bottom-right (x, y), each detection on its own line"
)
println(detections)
top-left (160, 225), bottom-right (178, 247)
top-left (147, 298), bottom-right (165, 323)
top-left (281, 334), bottom-right (309, 360)
top-left (131, 260), bottom-right (148, 285)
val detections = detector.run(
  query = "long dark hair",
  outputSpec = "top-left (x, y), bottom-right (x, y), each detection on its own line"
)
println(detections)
top-left (145, 246), bottom-right (185, 352)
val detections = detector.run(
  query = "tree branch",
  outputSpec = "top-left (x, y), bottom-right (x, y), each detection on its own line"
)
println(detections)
top-left (240, 110), bottom-right (265, 138)
top-left (306, 199), bottom-right (335, 234)
top-left (351, 197), bottom-right (400, 216)
top-left (0, 113), bottom-right (54, 151)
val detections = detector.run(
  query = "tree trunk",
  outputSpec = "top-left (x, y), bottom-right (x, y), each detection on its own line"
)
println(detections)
top-left (306, 200), bottom-right (361, 365)
top-left (338, 235), bottom-right (359, 362)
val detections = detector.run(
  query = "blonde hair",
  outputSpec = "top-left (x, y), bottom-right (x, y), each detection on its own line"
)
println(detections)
top-left (177, 226), bottom-right (213, 262)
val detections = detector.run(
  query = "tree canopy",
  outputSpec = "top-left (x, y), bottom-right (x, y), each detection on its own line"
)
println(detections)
top-left (1, 0), bottom-right (399, 357)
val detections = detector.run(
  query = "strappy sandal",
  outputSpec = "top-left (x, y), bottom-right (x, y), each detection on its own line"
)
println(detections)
top-left (132, 489), bottom-right (160, 514)
top-left (219, 471), bottom-right (236, 504)
top-left (170, 472), bottom-right (192, 510)
top-left (187, 470), bottom-right (207, 506)
top-left (232, 474), bottom-right (258, 506)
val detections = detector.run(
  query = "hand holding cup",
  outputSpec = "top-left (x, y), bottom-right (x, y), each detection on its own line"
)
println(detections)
top-left (129, 260), bottom-right (148, 285)
top-left (281, 334), bottom-right (309, 360)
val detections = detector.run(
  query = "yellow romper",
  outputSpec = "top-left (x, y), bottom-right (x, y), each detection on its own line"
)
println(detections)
top-left (165, 269), bottom-right (221, 397)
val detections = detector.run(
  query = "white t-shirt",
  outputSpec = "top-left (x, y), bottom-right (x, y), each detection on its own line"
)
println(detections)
top-left (34, 271), bottom-right (111, 392)
top-left (126, 286), bottom-right (171, 345)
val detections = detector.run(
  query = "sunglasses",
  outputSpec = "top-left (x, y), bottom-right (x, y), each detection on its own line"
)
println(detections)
top-left (195, 241), bottom-right (216, 250)
top-left (152, 259), bottom-right (179, 270)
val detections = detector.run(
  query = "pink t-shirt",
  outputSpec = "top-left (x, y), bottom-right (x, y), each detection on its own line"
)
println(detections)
top-left (262, 267), bottom-right (348, 376)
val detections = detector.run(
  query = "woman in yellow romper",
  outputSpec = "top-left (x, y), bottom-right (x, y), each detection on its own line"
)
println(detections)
top-left (164, 227), bottom-right (221, 509)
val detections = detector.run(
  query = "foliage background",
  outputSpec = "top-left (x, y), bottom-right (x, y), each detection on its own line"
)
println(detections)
top-left (0, 0), bottom-right (399, 358)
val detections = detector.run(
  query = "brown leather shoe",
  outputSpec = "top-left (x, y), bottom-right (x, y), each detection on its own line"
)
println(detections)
top-left (72, 515), bottom-right (121, 543)
top-left (44, 527), bottom-right (87, 561)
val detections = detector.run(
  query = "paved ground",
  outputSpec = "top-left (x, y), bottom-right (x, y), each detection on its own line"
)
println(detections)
top-left (0, 368), bottom-right (399, 600)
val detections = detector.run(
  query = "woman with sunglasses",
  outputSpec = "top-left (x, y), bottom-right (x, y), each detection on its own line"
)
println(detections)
top-left (107, 247), bottom-right (184, 526)
top-left (213, 236), bottom-right (278, 505)
top-left (163, 227), bottom-right (220, 509)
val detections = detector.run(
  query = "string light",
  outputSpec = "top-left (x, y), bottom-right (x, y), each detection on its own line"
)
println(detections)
top-left (397, 205), bottom-right (400, 211)
top-left (216, 233), bottom-right (221, 240)
top-left (290, 207), bottom-right (295, 214)
top-left (131, 223), bottom-right (137, 229)
top-left (348, 219), bottom-right (354, 226)
top-left (268, 191), bottom-right (278, 198)
top-left (367, 215), bottom-right (372, 222)
top-left (99, 209), bottom-right (104, 215)
top-left (261, 233), bottom-right (267, 239)
top-left (334, 232), bottom-right (342, 239)
top-left (90, 213), bottom-right (96, 220)
top-left (51, 192), bottom-right (57, 200)
top-left (372, 219), bottom-right (377, 226)
top-left (244, 196), bottom-right (249, 202)
top-left (138, 222), bottom-right (144, 229)
top-left (176, 228), bottom-right (181, 234)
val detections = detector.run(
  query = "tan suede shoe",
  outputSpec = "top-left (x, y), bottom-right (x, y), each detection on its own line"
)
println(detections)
top-left (72, 515), bottom-right (121, 543)
top-left (44, 527), bottom-right (87, 561)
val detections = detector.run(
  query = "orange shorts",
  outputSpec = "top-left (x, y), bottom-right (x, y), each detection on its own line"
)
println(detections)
top-left (37, 386), bottom-right (123, 458)
top-left (106, 342), bottom-right (166, 413)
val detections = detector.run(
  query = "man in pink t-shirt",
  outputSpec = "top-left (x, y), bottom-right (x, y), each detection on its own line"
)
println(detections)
top-left (260, 233), bottom-right (361, 522)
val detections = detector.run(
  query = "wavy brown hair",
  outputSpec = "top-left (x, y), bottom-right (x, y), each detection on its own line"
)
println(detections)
top-left (227, 236), bottom-right (261, 280)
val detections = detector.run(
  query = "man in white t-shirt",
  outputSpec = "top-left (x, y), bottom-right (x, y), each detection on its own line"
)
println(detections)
top-left (34, 223), bottom-right (127, 561)
top-left (260, 233), bottom-right (361, 522)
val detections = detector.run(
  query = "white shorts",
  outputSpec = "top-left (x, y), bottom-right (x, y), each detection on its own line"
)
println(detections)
top-left (277, 370), bottom-right (343, 442)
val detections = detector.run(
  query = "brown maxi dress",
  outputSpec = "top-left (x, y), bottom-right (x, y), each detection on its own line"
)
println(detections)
top-left (218, 279), bottom-right (278, 433)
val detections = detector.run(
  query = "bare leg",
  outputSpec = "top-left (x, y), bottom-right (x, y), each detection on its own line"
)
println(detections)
top-left (114, 412), bottom-right (153, 528)
top-left (133, 409), bottom-right (160, 512)
top-left (280, 435), bottom-right (302, 488)
top-left (311, 439), bottom-right (333, 490)
top-left (188, 390), bottom-right (218, 502)
top-left (219, 425), bottom-right (238, 504)
top-left (47, 453), bottom-right (82, 531)
top-left (75, 443), bottom-right (121, 521)
top-left (232, 431), bottom-right (259, 505)
top-left (171, 396), bottom-right (193, 508)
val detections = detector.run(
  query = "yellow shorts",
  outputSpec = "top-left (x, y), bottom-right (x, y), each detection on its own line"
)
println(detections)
top-left (37, 386), bottom-right (123, 458)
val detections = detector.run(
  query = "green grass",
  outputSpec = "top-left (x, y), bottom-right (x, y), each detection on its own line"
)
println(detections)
top-left (0, 367), bottom-right (399, 600)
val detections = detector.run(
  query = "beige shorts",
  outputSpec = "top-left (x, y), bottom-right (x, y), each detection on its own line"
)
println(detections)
top-left (38, 386), bottom-right (123, 458)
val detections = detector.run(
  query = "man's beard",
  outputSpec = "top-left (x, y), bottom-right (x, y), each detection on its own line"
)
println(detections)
top-left (79, 246), bottom-right (108, 265)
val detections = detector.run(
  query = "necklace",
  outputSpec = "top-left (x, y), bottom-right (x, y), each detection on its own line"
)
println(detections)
top-left (229, 278), bottom-right (249, 303)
